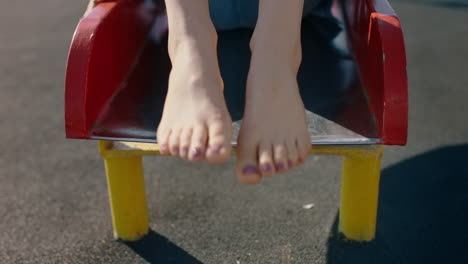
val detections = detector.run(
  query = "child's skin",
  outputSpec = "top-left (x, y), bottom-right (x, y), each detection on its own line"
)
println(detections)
top-left (86, 0), bottom-right (312, 184)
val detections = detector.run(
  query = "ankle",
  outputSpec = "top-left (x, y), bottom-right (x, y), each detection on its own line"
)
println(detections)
top-left (169, 43), bottom-right (223, 92)
top-left (249, 35), bottom-right (302, 69)
top-left (168, 31), bottom-right (221, 74)
top-left (168, 26), bottom-right (218, 60)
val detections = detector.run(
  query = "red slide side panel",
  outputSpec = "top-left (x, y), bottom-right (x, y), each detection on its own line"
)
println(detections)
top-left (344, 0), bottom-right (408, 145)
top-left (65, 0), bottom-right (157, 139)
top-left (376, 13), bottom-right (408, 145)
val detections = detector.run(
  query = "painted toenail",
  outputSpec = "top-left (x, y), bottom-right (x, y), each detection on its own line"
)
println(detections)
top-left (192, 147), bottom-right (203, 158)
top-left (287, 160), bottom-right (293, 167)
top-left (172, 148), bottom-right (179, 155)
top-left (276, 163), bottom-right (285, 171)
top-left (261, 164), bottom-right (272, 172)
top-left (182, 146), bottom-right (189, 155)
top-left (242, 165), bottom-right (259, 175)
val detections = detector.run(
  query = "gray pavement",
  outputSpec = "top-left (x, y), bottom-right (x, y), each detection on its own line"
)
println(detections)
top-left (1, 0), bottom-right (468, 263)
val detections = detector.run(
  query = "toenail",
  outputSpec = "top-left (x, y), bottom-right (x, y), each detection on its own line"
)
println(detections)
top-left (261, 164), bottom-right (272, 172)
top-left (276, 163), bottom-right (285, 171)
top-left (242, 165), bottom-right (259, 175)
top-left (287, 160), bottom-right (293, 168)
top-left (208, 144), bottom-right (223, 153)
top-left (160, 145), bottom-right (168, 154)
top-left (172, 148), bottom-right (179, 155)
top-left (182, 146), bottom-right (189, 155)
top-left (192, 147), bottom-right (203, 158)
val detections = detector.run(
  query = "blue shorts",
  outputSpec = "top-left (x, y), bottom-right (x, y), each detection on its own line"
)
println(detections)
top-left (209, 0), bottom-right (341, 39)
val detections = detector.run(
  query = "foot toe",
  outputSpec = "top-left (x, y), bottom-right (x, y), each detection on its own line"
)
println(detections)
top-left (297, 136), bottom-right (312, 164)
top-left (238, 165), bottom-right (262, 184)
top-left (273, 143), bottom-right (288, 173)
top-left (258, 143), bottom-right (275, 177)
top-left (189, 126), bottom-right (208, 162)
top-left (169, 130), bottom-right (181, 156)
top-left (206, 122), bottom-right (232, 164)
top-left (157, 128), bottom-right (171, 155)
top-left (236, 141), bottom-right (262, 184)
top-left (286, 139), bottom-right (300, 167)
top-left (179, 128), bottom-right (193, 159)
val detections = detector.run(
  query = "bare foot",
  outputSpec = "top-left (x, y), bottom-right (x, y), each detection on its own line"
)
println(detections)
top-left (235, 45), bottom-right (311, 184)
top-left (236, 57), bottom-right (311, 184)
top-left (157, 1), bottom-right (232, 163)
top-left (234, 0), bottom-right (310, 184)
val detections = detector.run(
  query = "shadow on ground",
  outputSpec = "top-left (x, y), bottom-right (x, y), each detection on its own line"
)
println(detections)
top-left (124, 230), bottom-right (202, 264)
top-left (326, 144), bottom-right (468, 264)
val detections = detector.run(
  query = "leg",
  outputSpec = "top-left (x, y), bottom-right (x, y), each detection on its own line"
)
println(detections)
top-left (236, 0), bottom-right (311, 183)
top-left (103, 155), bottom-right (149, 241)
top-left (339, 146), bottom-right (383, 241)
top-left (157, 0), bottom-right (233, 164)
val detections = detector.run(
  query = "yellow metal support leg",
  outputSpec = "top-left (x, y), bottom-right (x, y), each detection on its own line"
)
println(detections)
top-left (338, 146), bottom-right (383, 241)
top-left (101, 143), bottom-right (149, 241)
top-left (96, 141), bottom-right (384, 242)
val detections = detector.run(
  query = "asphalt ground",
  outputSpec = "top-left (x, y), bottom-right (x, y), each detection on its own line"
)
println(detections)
top-left (1, 0), bottom-right (468, 263)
